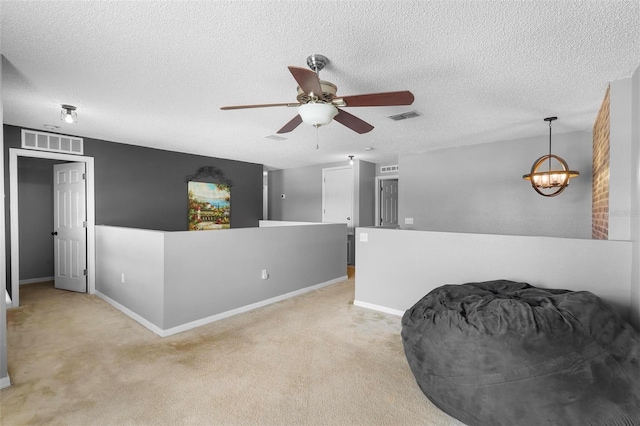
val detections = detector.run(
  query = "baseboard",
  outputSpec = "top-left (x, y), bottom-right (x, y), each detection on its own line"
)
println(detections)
top-left (161, 275), bottom-right (348, 337)
top-left (20, 276), bottom-right (54, 285)
top-left (94, 291), bottom-right (165, 336)
top-left (353, 300), bottom-right (405, 316)
top-left (0, 375), bottom-right (11, 389)
top-left (96, 275), bottom-right (348, 338)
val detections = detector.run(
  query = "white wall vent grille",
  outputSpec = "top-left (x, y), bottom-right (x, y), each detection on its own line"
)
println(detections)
top-left (21, 129), bottom-right (84, 155)
top-left (380, 165), bottom-right (399, 173)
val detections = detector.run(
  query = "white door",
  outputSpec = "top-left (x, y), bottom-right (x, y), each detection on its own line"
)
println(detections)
top-left (380, 179), bottom-right (398, 226)
top-left (53, 162), bottom-right (87, 292)
top-left (322, 166), bottom-right (353, 228)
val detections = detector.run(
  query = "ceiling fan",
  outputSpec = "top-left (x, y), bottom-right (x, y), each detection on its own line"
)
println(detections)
top-left (220, 54), bottom-right (415, 134)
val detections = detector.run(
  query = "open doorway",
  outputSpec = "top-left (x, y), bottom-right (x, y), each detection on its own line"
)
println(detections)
top-left (375, 175), bottom-right (398, 227)
top-left (8, 148), bottom-right (95, 307)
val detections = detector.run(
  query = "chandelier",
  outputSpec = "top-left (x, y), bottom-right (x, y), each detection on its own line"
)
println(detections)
top-left (523, 117), bottom-right (579, 197)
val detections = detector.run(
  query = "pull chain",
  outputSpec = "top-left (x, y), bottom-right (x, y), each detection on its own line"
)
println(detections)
top-left (315, 125), bottom-right (319, 149)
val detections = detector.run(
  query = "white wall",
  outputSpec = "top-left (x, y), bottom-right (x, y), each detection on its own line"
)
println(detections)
top-left (629, 65), bottom-right (640, 329)
top-left (0, 49), bottom-right (9, 389)
top-left (398, 131), bottom-right (592, 238)
top-left (95, 226), bottom-right (165, 328)
top-left (268, 160), bottom-right (375, 228)
top-left (95, 223), bottom-right (347, 336)
top-left (609, 78), bottom-right (633, 241)
top-left (355, 228), bottom-right (633, 322)
top-left (258, 220), bottom-right (325, 227)
top-left (163, 223), bottom-right (346, 329)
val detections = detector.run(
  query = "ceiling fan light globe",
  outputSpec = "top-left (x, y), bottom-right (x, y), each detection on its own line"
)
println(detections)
top-left (298, 103), bottom-right (338, 127)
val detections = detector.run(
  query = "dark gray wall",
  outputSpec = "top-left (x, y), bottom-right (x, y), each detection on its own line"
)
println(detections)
top-left (18, 158), bottom-right (64, 280)
top-left (357, 160), bottom-right (376, 227)
top-left (398, 131), bottom-right (593, 238)
top-left (85, 138), bottom-right (263, 231)
top-left (4, 124), bottom-right (264, 292)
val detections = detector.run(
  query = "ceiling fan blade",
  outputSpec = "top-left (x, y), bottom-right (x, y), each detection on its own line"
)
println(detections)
top-left (338, 91), bottom-right (415, 107)
top-left (333, 109), bottom-right (374, 134)
top-left (277, 115), bottom-right (303, 134)
top-left (288, 66), bottom-right (323, 97)
top-left (221, 102), bottom-right (299, 110)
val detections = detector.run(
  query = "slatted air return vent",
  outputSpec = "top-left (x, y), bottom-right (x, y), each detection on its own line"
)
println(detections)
top-left (380, 165), bottom-right (399, 173)
top-left (21, 129), bottom-right (84, 155)
top-left (389, 111), bottom-right (420, 121)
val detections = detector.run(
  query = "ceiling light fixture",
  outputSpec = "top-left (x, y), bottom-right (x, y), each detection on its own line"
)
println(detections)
top-left (348, 155), bottom-right (354, 165)
top-left (298, 102), bottom-right (338, 128)
top-left (60, 104), bottom-right (77, 124)
top-left (523, 117), bottom-right (579, 197)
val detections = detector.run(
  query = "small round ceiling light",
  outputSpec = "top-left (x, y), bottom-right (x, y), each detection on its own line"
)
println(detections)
top-left (61, 104), bottom-right (77, 124)
top-left (523, 117), bottom-right (579, 197)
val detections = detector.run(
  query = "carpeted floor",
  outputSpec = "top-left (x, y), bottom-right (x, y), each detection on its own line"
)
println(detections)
top-left (1, 270), bottom-right (464, 425)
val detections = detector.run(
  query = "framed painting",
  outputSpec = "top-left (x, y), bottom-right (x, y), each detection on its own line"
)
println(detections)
top-left (188, 181), bottom-right (231, 230)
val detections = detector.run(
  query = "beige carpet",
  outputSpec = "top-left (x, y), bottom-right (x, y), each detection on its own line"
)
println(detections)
top-left (1, 270), bottom-right (464, 425)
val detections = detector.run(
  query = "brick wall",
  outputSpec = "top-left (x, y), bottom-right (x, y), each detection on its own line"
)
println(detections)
top-left (592, 86), bottom-right (610, 239)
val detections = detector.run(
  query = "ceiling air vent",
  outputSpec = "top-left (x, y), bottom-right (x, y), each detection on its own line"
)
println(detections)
top-left (389, 111), bottom-right (420, 121)
top-left (380, 165), bottom-right (399, 173)
top-left (22, 129), bottom-right (83, 155)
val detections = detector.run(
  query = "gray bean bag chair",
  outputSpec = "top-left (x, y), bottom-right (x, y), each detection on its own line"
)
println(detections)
top-left (401, 280), bottom-right (640, 426)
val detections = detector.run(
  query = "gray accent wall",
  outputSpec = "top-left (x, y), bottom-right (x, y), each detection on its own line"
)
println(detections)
top-left (398, 131), bottom-right (593, 238)
top-left (4, 124), bottom-right (264, 292)
top-left (356, 160), bottom-right (376, 228)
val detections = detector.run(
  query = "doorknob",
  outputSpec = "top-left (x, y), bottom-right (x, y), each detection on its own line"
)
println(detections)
top-left (51, 231), bottom-right (58, 236)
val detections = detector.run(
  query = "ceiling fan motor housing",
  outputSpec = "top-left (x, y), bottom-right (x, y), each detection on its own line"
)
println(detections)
top-left (297, 80), bottom-right (337, 104)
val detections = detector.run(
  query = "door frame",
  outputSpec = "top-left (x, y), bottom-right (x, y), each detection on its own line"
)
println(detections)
top-left (375, 174), bottom-right (398, 227)
top-left (9, 148), bottom-right (96, 307)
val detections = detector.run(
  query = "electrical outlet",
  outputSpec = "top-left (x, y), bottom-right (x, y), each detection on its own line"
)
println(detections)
top-left (120, 273), bottom-right (125, 284)
top-left (359, 233), bottom-right (368, 242)
top-left (405, 218), bottom-right (414, 225)
top-left (261, 269), bottom-right (269, 280)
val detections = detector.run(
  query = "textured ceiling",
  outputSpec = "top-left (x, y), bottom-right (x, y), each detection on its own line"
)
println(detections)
top-left (2, 1), bottom-right (639, 170)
